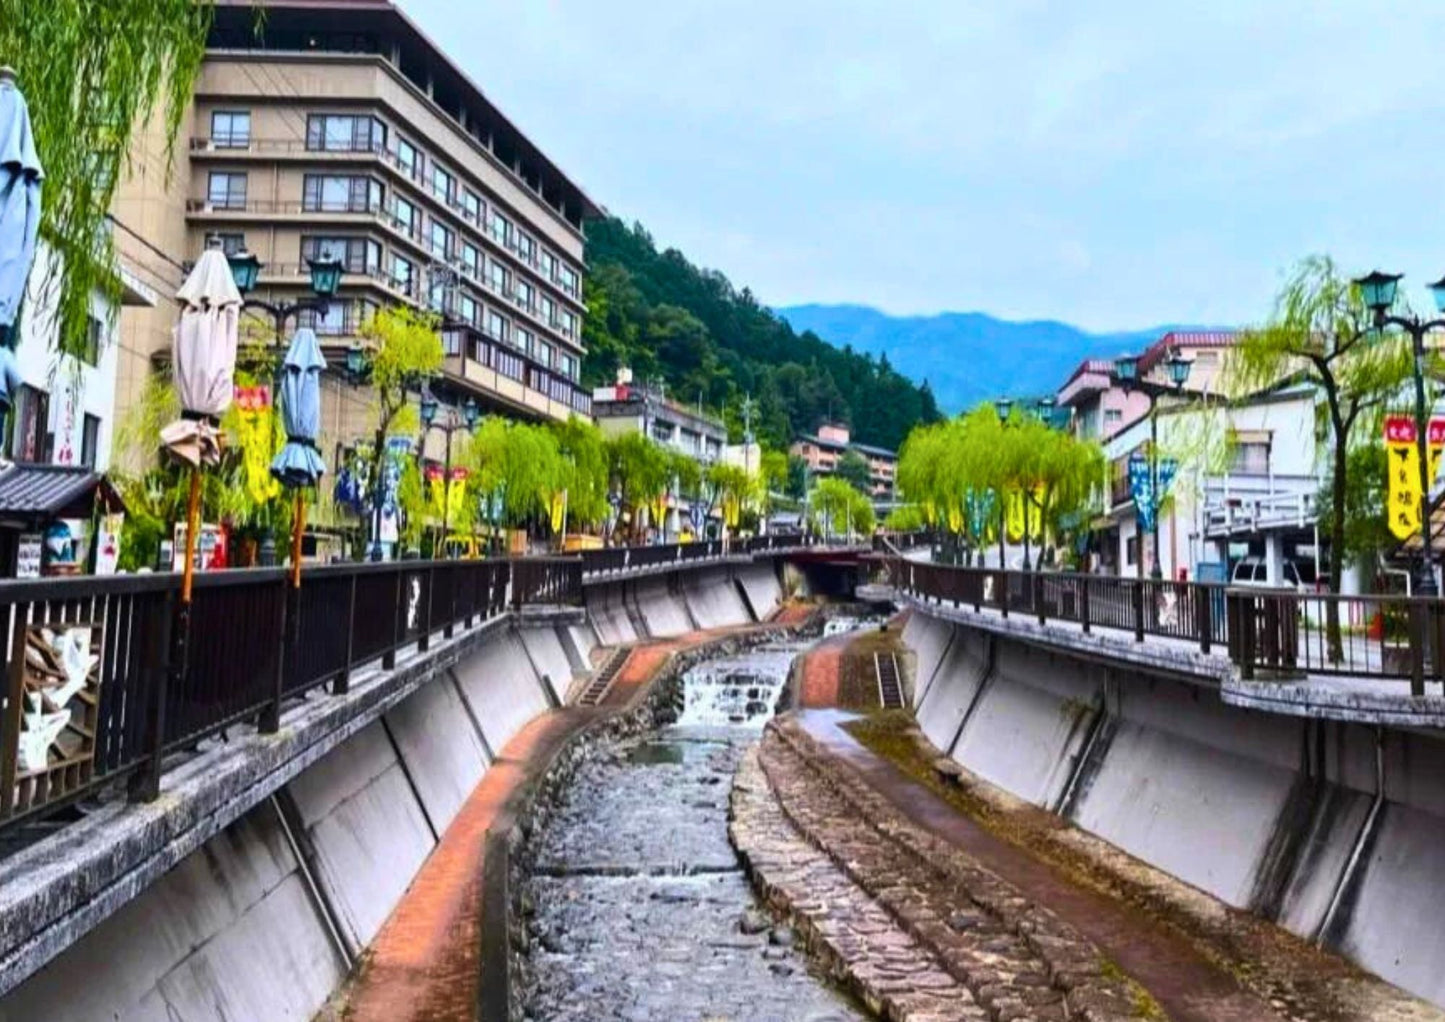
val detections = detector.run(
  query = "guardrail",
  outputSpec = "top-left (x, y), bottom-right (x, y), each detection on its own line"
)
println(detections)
top-left (575, 535), bottom-right (841, 578)
top-left (890, 559), bottom-right (1445, 694)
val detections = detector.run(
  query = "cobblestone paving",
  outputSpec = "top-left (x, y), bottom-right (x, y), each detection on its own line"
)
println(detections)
top-left (518, 727), bottom-right (867, 1022)
top-left (749, 719), bottom-right (1154, 1021)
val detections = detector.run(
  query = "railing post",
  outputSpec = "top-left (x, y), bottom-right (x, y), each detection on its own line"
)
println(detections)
top-left (998, 569), bottom-right (1008, 620)
top-left (260, 576), bottom-right (287, 734)
top-left (1410, 602), bottom-right (1426, 697)
top-left (417, 566), bottom-right (433, 653)
top-left (382, 568), bottom-right (401, 671)
top-left (1196, 585), bottom-right (1212, 655)
top-left (1080, 576), bottom-right (1091, 635)
top-left (333, 572), bottom-right (357, 696)
top-left (1133, 581), bottom-right (1145, 643)
top-left (1036, 574), bottom-right (1046, 626)
top-left (128, 589), bottom-right (176, 802)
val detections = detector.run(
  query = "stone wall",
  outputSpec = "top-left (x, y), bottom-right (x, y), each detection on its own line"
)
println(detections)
top-left (900, 608), bottom-right (1445, 1009)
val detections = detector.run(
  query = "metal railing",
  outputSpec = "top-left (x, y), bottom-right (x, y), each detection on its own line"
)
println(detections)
top-left (891, 559), bottom-right (1445, 694)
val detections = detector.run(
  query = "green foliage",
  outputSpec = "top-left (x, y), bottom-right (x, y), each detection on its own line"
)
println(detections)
top-left (785, 453), bottom-right (808, 499)
top-left (0, 0), bottom-right (210, 359)
top-left (606, 431), bottom-right (670, 511)
top-left (835, 449), bottom-right (873, 493)
top-left (583, 218), bottom-right (941, 450)
top-left (361, 306), bottom-right (444, 436)
top-left (884, 504), bottom-right (926, 532)
top-left (809, 476), bottom-right (875, 536)
top-left (552, 416), bottom-right (609, 527)
top-left (462, 416), bottom-right (565, 527)
top-left (1321, 443), bottom-right (1393, 572)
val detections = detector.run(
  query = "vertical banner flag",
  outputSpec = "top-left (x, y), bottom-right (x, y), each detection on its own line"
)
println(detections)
top-left (1129, 451), bottom-right (1178, 533)
top-left (1384, 416), bottom-right (1445, 540)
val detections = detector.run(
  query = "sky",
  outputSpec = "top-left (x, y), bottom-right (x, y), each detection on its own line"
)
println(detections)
top-left (403, 1), bottom-right (1445, 332)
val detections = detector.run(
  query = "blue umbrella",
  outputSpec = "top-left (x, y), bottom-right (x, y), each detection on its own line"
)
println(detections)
top-left (0, 69), bottom-right (43, 348)
top-left (272, 328), bottom-right (326, 585)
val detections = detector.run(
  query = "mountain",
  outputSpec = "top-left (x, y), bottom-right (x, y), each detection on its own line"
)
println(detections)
top-left (776, 304), bottom-right (1215, 413)
top-left (582, 221), bottom-right (941, 451)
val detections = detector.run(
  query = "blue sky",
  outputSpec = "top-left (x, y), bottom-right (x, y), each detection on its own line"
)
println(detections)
top-left (405, 1), bottom-right (1445, 332)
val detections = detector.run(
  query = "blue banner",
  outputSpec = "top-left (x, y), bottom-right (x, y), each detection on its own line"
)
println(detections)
top-left (1129, 452), bottom-right (1178, 533)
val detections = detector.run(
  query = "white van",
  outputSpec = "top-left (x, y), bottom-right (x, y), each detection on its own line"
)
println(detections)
top-left (1229, 556), bottom-right (1305, 590)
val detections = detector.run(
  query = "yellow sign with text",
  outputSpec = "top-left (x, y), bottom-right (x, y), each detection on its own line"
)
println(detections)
top-left (1384, 416), bottom-right (1445, 541)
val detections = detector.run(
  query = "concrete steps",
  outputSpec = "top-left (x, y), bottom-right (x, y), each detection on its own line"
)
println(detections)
top-left (578, 647), bottom-right (630, 707)
top-left (875, 652), bottom-right (904, 709)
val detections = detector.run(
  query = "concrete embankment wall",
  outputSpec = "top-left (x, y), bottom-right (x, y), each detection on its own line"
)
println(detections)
top-left (581, 561), bottom-right (781, 643)
top-left (902, 609), bottom-right (1445, 1009)
top-left (0, 621), bottom-right (571, 1022)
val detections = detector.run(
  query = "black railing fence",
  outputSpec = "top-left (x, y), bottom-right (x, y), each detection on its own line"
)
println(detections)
top-left (891, 559), bottom-right (1445, 694)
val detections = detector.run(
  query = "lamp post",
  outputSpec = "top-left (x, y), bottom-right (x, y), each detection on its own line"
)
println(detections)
top-left (227, 248), bottom-right (345, 565)
top-left (418, 386), bottom-right (480, 551)
top-left (1354, 270), bottom-right (1445, 596)
top-left (1113, 349), bottom-right (1191, 581)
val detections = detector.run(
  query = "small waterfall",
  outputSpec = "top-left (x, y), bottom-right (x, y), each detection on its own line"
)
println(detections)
top-left (676, 645), bottom-right (803, 727)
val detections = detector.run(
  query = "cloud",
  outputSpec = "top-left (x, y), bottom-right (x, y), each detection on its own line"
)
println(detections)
top-left (402, 0), bottom-right (1445, 331)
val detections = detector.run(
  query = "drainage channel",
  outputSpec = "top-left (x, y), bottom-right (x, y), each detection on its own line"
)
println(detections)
top-left (517, 644), bottom-right (868, 1022)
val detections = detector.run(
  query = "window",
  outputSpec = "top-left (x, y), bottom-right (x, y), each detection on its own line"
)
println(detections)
top-left (535, 340), bottom-right (553, 369)
top-left (460, 242), bottom-right (481, 280)
top-left (559, 310), bottom-right (577, 338)
top-left (396, 138), bottom-right (421, 180)
top-left (306, 114), bottom-right (384, 152)
top-left (485, 309), bottom-right (508, 342)
top-left (539, 250), bottom-right (557, 281)
top-left (302, 236), bottom-right (381, 275)
top-left (487, 260), bottom-right (508, 295)
top-left (392, 196), bottom-right (419, 237)
top-left (303, 175), bottom-right (379, 212)
top-left (515, 232), bottom-right (535, 264)
top-left (429, 220), bottom-right (454, 260)
top-left (1125, 535), bottom-right (1138, 567)
top-left (301, 301), bottom-right (348, 335)
top-left (428, 273), bottom-right (452, 317)
top-left (1231, 441), bottom-right (1271, 475)
top-left (487, 208), bottom-right (512, 246)
top-left (81, 315), bottom-right (102, 367)
top-left (458, 293), bottom-right (479, 327)
top-left (9, 385), bottom-right (50, 462)
top-left (391, 253), bottom-right (415, 296)
top-left (207, 172), bottom-right (247, 209)
top-left (1104, 408), bottom-right (1122, 425)
top-left (210, 110), bottom-right (251, 148)
top-left (80, 414), bottom-right (100, 469)
top-left (211, 232), bottom-right (246, 256)
top-left (430, 164), bottom-right (455, 205)
top-left (514, 278), bottom-right (534, 311)
top-left (539, 295), bottom-right (556, 328)
top-left (462, 190), bottom-right (482, 224)
top-left (515, 327), bottom-right (534, 357)
top-left (560, 265), bottom-right (579, 298)
top-left (560, 352), bottom-right (578, 381)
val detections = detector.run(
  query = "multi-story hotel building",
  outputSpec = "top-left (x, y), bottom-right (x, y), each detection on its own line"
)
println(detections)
top-left (790, 422), bottom-right (897, 500)
top-left (112, 0), bottom-right (600, 471)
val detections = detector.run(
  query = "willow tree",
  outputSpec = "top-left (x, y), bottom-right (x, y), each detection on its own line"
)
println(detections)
top-left (1230, 256), bottom-right (1411, 654)
top-left (607, 432), bottom-right (669, 540)
top-left (0, 1), bottom-right (211, 358)
top-left (552, 416), bottom-right (609, 528)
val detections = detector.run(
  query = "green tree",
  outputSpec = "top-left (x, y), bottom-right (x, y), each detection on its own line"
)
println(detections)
top-left (835, 449), bottom-right (873, 494)
top-left (0, 1), bottom-right (210, 358)
top-left (809, 477), bottom-right (875, 537)
top-left (552, 416), bottom-right (610, 528)
top-left (1230, 256), bottom-right (1412, 654)
top-left (606, 431), bottom-right (670, 540)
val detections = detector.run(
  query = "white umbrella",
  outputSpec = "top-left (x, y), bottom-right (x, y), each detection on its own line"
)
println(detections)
top-left (0, 67), bottom-right (43, 348)
top-left (160, 245), bottom-right (242, 466)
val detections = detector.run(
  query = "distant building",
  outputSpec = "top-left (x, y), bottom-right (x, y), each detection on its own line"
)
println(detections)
top-left (790, 422), bottom-right (896, 498)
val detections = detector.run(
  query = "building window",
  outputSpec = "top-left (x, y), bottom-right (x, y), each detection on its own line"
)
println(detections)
top-left (462, 190), bottom-right (482, 224)
top-left (460, 242), bottom-right (481, 280)
top-left (515, 327), bottom-right (533, 357)
top-left (560, 265), bottom-right (579, 298)
top-left (302, 236), bottom-right (381, 275)
top-left (458, 293), bottom-right (478, 327)
top-left (487, 208), bottom-right (512, 247)
top-left (306, 114), bottom-right (384, 152)
top-left (211, 232), bottom-right (246, 256)
top-left (536, 340), bottom-right (553, 369)
top-left (80, 414), bottom-right (100, 469)
top-left (207, 172), bottom-right (247, 210)
top-left (515, 232), bottom-right (535, 264)
top-left (559, 310), bottom-right (577, 338)
top-left (303, 174), bottom-right (379, 213)
top-left (429, 219), bottom-right (454, 261)
top-left (1231, 441), bottom-right (1271, 475)
top-left (1104, 408), bottom-right (1122, 426)
top-left (1125, 535), bottom-right (1138, 567)
top-left (514, 278), bottom-right (534, 311)
top-left (81, 314), bottom-right (102, 367)
top-left (486, 309), bottom-right (508, 342)
top-left (539, 250), bottom-right (557, 281)
top-left (210, 110), bottom-right (251, 148)
top-left (396, 138), bottom-right (421, 180)
top-left (430, 164), bottom-right (455, 205)
top-left (9, 385), bottom-right (50, 462)
top-left (392, 196), bottom-right (419, 237)
top-left (560, 352), bottom-right (578, 381)
top-left (298, 300), bottom-right (351, 336)
top-left (487, 260), bottom-right (508, 295)
top-left (539, 295), bottom-right (556, 328)
top-left (391, 254), bottom-right (415, 296)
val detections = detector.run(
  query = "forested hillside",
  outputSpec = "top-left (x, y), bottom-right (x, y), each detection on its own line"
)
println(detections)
top-left (582, 218), bottom-right (940, 451)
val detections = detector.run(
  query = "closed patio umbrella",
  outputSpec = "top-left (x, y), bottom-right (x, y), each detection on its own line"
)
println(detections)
top-left (272, 327), bottom-right (326, 586)
top-left (160, 244), bottom-right (242, 467)
top-left (0, 67), bottom-right (42, 350)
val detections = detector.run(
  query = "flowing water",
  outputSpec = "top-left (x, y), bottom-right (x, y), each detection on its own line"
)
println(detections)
top-left (519, 644), bottom-right (867, 1022)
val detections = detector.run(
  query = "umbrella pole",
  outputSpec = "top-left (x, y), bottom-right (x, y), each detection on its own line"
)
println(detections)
top-left (290, 489), bottom-right (305, 589)
top-left (181, 469), bottom-right (202, 603)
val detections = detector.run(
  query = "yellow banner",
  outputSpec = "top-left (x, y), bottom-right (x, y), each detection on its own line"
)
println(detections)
top-left (1384, 416), bottom-right (1444, 541)
top-left (1004, 487), bottom-right (1045, 544)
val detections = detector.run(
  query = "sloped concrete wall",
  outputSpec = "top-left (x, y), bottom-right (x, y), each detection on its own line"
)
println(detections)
top-left (902, 613), bottom-right (954, 710)
top-left (0, 801), bottom-right (344, 1022)
top-left (952, 643), bottom-right (1101, 810)
top-left (634, 576), bottom-right (693, 637)
top-left (915, 628), bottom-right (989, 754)
top-left (682, 567), bottom-right (750, 629)
top-left (384, 673), bottom-right (491, 830)
top-left (453, 630), bottom-right (552, 754)
top-left (586, 582), bottom-right (638, 646)
top-left (737, 562), bottom-right (782, 621)
top-left (517, 624), bottom-right (574, 705)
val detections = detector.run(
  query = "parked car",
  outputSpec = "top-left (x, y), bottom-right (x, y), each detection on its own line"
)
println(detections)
top-left (1229, 556), bottom-right (1306, 590)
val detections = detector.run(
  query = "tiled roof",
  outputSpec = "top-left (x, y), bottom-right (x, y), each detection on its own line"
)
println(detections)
top-left (0, 464), bottom-right (124, 517)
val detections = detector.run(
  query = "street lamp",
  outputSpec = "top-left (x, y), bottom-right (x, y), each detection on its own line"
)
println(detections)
top-left (418, 385), bottom-right (480, 550)
top-left (1354, 269), bottom-right (1445, 596)
top-left (1113, 348), bottom-right (1191, 581)
top-left (994, 397), bottom-right (1014, 422)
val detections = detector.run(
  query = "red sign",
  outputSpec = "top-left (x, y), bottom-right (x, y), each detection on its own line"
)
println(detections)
top-left (1384, 416), bottom-right (1445, 444)
top-left (233, 385), bottom-right (272, 412)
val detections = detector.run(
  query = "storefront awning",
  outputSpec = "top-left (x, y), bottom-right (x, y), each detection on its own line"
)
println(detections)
top-left (0, 464), bottom-right (125, 522)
